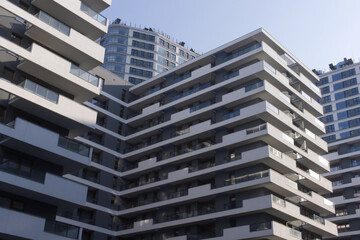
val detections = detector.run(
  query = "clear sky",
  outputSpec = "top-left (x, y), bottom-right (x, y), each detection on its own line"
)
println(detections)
top-left (103, 0), bottom-right (360, 72)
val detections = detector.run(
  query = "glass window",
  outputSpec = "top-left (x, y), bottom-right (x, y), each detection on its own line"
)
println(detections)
top-left (335, 87), bottom-right (359, 100)
top-left (178, 58), bottom-right (185, 64)
top-left (131, 49), bottom-right (154, 60)
top-left (158, 47), bottom-right (165, 55)
top-left (171, 45), bottom-right (176, 52)
top-left (332, 68), bottom-right (356, 81)
top-left (129, 77), bottom-right (144, 85)
top-left (108, 27), bottom-right (129, 35)
top-left (159, 38), bottom-right (165, 46)
top-left (179, 49), bottom-right (185, 56)
top-left (321, 86), bottom-right (330, 94)
top-left (157, 56), bottom-right (165, 64)
top-left (101, 36), bottom-right (128, 45)
top-left (133, 31), bottom-right (155, 42)
top-left (320, 115), bottom-right (334, 123)
top-left (132, 40), bottom-right (154, 51)
top-left (170, 62), bottom-right (176, 69)
top-left (333, 78), bottom-right (357, 91)
top-left (105, 45), bottom-right (127, 54)
top-left (322, 135), bottom-right (336, 142)
top-left (102, 63), bottom-right (125, 73)
top-left (171, 54), bottom-right (176, 61)
top-left (326, 125), bottom-right (335, 133)
top-left (320, 95), bottom-right (331, 104)
top-left (315, 76), bottom-right (329, 86)
top-left (104, 54), bottom-right (126, 63)
top-left (323, 105), bottom-right (332, 114)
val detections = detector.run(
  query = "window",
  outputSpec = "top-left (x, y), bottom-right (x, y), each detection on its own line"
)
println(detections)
top-left (129, 67), bottom-right (153, 78)
top-left (179, 49), bottom-right (185, 56)
top-left (171, 54), bottom-right (176, 61)
top-left (171, 45), bottom-right (176, 52)
top-left (336, 97), bottom-right (360, 110)
top-left (321, 86), bottom-right (330, 94)
top-left (332, 68), bottom-right (356, 81)
top-left (339, 118), bottom-right (360, 130)
top-left (108, 26), bottom-right (129, 35)
top-left (323, 105), bottom-right (332, 114)
top-left (335, 87), bottom-right (359, 100)
top-left (333, 78), bottom-right (357, 91)
top-left (131, 49), bottom-right (154, 60)
top-left (130, 58), bottom-right (153, 69)
top-left (319, 95), bottom-right (331, 104)
top-left (326, 125), bottom-right (335, 133)
top-left (170, 62), bottom-right (176, 69)
top-left (2, 67), bottom-right (15, 82)
top-left (132, 40), bottom-right (154, 51)
top-left (159, 38), bottom-right (165, 46)
top-left (105, 45), bottom-right (127, 54)
top-left (133, 31), bottom-right (155, 42)
top-left (101, 35), bottom-right (127, 45)
top-left (104, 54), bottom-right (126, 63)
top-left (322, 135), bottom-right (336, 142)
top-left (315, 76), bottom-right (329, 86)
top-left (340, 128), bottom-right (360, 139)
top-left (102, 63), bottom-right (125, 73)
top-left (128, 77), bottom-right (144, 85)
top-left (320, 115), bottom-right (334, 123)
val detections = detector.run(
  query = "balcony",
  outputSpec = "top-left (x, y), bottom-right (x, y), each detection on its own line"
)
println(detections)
top-left (13, 42), bottom-right (101, 102)
top-left (80, 0), bottom-right (111, 12)
top-left (0, 0), bottom-right (104, 69)
top-left (0, 118), bottom-right (92, 173)
top-left (31, 0), bottom-right (108, 40)
top-left (2, 78), bottom-right (97, 132)
top-left (0, 207), bottom-right (78, 240)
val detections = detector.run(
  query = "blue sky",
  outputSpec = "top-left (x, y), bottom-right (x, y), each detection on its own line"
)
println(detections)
top-left (103, 0), bottom-right (360, 72)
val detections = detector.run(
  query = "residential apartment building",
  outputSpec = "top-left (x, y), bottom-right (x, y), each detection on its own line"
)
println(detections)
top-left (62, 28), bottom-right (338, 239)
top-left (0, 0), bottom-right (111, 239)
top-left (100, 19), bottom-right (199, 85)
top-left (316, 59), bottom-right (360, 239)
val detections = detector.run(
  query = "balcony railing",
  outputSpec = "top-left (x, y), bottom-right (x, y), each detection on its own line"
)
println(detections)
top-left (245, 81), bottom-right (264, 92)
top-left (225, 170), bottom-right (269, 186)
top-left (222, 110), bottom-right (240, 121)
top-left (250, 221), bottom-right (272, 232)
top-left (190, 100), bottom-right (212, 112)
top-left (70, 64), bottom-right (99, 86)
top-left (172, 82), bottom-right (211, 101)
top-left (37, 11), bottom-right (70, 35)
top-left (155, 207), bottom-right (215, 224)
top-left (44, 220), bottom-right (79, 239)
top-left (222, 71), bottom-right (239, 81)
top-left (0, 159), bottom-right (46, 183)
top-left (172, 72), bottom-right (191, 84)
top-left (80, 3), bottom-right (107, 25)
top-left (223, 42), bottom-right (261, 62)
top-left (19, 79), bottom-right (59, 103)
top-left (246, 123), bottom-right (266, 134)
top-left (58, 136), bottom-right (90, 157)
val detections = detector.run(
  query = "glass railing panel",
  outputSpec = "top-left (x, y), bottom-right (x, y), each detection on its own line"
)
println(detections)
top-left (222, 110), bottom-right (240, 121)
top-left (222, 71), bottom-right (239, 81)
top-left (20, 80), bottom-right (59, 103)
top-left (272, 195), bottom-right (286, 207)
top-left (223, 42), bottom-right (261, 63)
top-left (250, 221), bottom-right (272, 232)
top-left (172, 73), bottom-right (191, 84)
top-left (245, 81), bottom-right (264, 92)
top-left (246, 124), bottom-right (266, 134)
top-left (44, 220), bottom-right (79, 239)
top-left (37, 11), bottom-right (70, 35)
top-left (80, 3), bottom-right (107, 25)
top-left (70, 64), bottom-right (99, 86)
top-left (289, 228), bottom-right (302, 239)
top-left (190, 100), bottom-right (211, 112)
top-left (58, 136), bottom-right (90, 157)
top-left (172, 82), bottom-right (211, 101)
